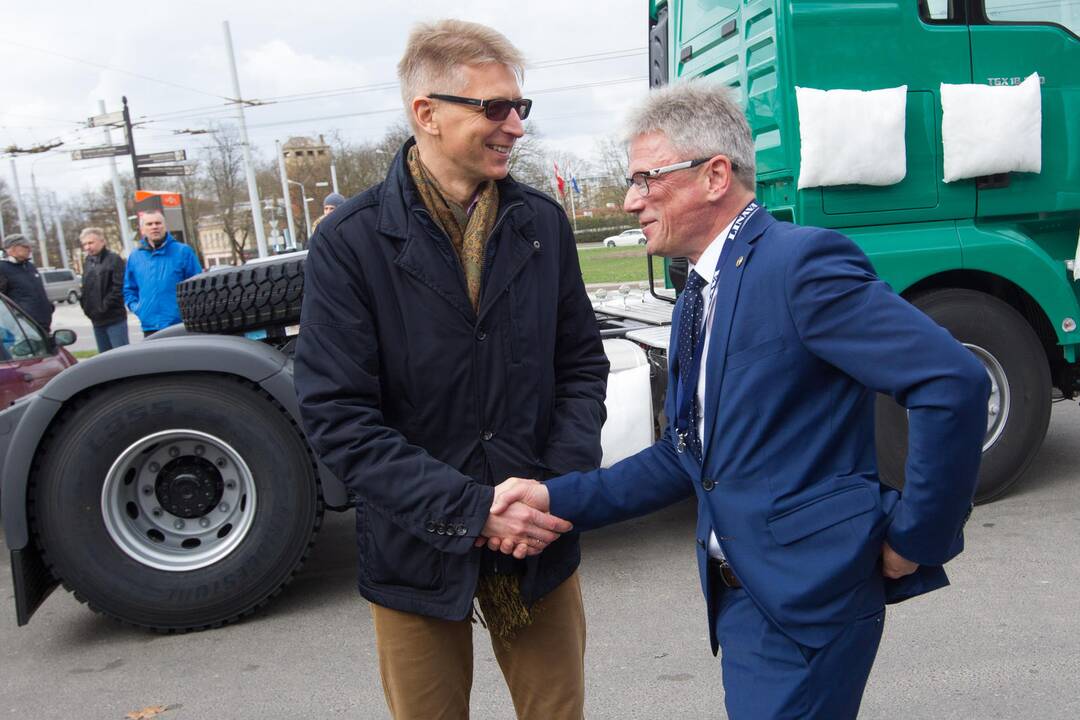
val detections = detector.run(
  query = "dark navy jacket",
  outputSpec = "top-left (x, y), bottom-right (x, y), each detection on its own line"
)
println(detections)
top-left (0, 258), bottom-right (53, 330)
top-left (547, 208), bottom-right (989, 652)
top-left (294, 140), bottom-right (609, 620)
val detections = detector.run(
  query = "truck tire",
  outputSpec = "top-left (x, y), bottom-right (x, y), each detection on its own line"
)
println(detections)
top-left (178, 254), bottom-right (305, 333)
top-left (30, 374), bottom-right (322, 631)
top-left (875, 289), bottom-right (1051, 504)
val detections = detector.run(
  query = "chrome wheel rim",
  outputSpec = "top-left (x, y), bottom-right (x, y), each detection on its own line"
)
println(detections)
top-left (100, 429), bottom-right (257, 572)
top-left (964, 343), bottom-right (1010, 451)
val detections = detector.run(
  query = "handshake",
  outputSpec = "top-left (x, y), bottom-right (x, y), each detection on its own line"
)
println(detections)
top-left (475, 477), bottom-right (572, 560)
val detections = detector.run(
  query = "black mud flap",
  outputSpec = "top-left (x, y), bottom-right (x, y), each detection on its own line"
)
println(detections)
top-left (12, 545), bottom-right (58, 626)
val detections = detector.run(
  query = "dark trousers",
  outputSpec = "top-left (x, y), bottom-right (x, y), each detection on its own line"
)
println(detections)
top-left (92, 320), bottom-right (130, 352)
top-left (714, 584), bottom-right (884, 719)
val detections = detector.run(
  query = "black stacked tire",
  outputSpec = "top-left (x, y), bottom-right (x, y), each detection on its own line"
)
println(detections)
top-left (178, 253), bottom-right (306, 333)
top-left (875, 289), bottom-right (1052, 504)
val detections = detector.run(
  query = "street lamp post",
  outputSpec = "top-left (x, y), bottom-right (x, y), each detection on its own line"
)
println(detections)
top-left (287, 180), bottom-right (311, 242)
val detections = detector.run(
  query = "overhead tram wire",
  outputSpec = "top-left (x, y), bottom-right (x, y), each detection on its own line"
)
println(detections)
top-left (0, 38), bottom-right (234, 102)
top-left (144, 76), bottom-right (647, 135)
top-left (125, 46), bottom-right (647, 126)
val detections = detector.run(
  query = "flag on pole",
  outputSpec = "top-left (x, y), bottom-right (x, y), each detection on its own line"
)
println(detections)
top-left (553, 162), bottom-right (566, 195)
top-left (570, 171), bottom-right (581, 195)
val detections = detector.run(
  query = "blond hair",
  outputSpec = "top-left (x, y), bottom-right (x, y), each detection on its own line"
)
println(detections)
top-left (78, 227), bottom-right (106, 242)
top-left (397, 19), bottom-right (525, 130)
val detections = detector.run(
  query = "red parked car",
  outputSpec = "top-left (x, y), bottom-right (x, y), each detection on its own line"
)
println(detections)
top-left (0, 293), bottom-right (77, 407)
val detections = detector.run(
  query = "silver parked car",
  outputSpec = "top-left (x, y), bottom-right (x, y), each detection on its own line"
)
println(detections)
top-left (39, 269), bottom-right (82, 305)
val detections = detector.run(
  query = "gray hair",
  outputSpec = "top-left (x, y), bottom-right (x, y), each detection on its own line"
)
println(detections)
top-left (397, 19), bottom-right (525, 130)
top-left (78, 227), bottom-right (106, 242)
top-left (625, 80), bottom-right (756, 189)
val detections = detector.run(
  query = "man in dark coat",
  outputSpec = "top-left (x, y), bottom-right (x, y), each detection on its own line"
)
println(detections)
top-left (294, 19), bottom-right (609, 720)
top-left (0, 234), bottom-right (53, 331)
top-left (78, 227), bottom-right (129, 352)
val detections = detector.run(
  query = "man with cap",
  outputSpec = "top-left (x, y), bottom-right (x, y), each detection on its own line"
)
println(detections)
top-left (310, 192), bottom-right (345, 234)
top-left (0, 234), bottom-right (53, 331)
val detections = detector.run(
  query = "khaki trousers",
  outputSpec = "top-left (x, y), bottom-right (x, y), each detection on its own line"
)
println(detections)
top-left (370, 571), bottom-right (586, 720)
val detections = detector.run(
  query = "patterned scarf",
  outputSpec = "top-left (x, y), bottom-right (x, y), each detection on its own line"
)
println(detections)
top-left (407, 145), bottom-right (533, 640)
top-left (407, 145), bottom-right (499, 312)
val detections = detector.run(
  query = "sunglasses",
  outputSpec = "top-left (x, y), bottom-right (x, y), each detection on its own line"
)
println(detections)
top-left (427, 94), bottom-right (533, 121)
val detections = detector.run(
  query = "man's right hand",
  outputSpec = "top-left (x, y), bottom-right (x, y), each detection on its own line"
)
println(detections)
top-left (479, 477), bottom-right (568, 560)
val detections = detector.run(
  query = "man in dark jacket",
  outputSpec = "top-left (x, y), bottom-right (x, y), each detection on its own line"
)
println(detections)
top-left (294, 19), bottom-right (609, 720)
top-left (0, 234), bottom-right (53, 331)
top-left (78, 227), bottom-right (128, 352)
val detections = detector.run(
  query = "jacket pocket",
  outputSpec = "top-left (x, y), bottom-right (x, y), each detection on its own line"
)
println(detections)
top-left (725, 336), bottom-right (785, 371)
top-left (767, 484), bottom-right (875, 545)
top-left (360, 507), bottom-right (444, 591)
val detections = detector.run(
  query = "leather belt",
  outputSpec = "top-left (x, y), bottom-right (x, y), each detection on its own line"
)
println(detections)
top-left (708, 557), bottom-right (742, 589)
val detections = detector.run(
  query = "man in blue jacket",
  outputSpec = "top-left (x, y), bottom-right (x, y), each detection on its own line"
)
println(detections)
top-left (294, 19), bottom-right (608, 720)
top-left (490, 81), bottom-right (990, 719)
top-left (123, 210), bottom-right (202, 336)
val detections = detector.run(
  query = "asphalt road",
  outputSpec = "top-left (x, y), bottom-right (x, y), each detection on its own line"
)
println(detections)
top-left (3, 402), bottom-right (1080, 719)
top-left (50, 301), bottom-right (144, 353)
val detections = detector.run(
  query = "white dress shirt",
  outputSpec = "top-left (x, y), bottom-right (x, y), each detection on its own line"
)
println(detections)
top-left (687, 216), bottom-right (738, 560)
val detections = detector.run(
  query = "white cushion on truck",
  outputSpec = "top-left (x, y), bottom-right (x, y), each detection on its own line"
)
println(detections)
top-left (795, 85), bottom-right (908, 190)
top-left (940, 72), bottom-right (1042, 182)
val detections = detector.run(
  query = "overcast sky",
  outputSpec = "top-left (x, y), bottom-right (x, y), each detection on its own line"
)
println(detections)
top-left (2, 0), bottom-right (650, 202)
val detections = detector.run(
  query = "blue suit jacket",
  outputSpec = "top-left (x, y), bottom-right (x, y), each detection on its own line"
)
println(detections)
top-left (547, 208), bottom-right (990, 651)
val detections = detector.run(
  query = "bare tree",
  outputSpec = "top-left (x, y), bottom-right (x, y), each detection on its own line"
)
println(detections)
top-left (591, 136), bottom-right (631, 211)
top-left (204, 124), bottom-right (253, 264)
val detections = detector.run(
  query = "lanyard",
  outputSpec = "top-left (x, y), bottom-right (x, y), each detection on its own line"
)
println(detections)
top-left (674, 200), bottom-right (760, 454)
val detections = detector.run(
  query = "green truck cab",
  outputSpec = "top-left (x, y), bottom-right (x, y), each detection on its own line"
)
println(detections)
top-left (649, 0), bottom-right (1080, 501)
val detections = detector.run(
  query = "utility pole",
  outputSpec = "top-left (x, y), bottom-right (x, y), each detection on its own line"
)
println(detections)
top-left (122, 96), bottom-right (139, 191)
top-left (330, 159), bottom-right (340, 195)
top-left (276, 140), bottom-right (297, 249)
top-left (223, 21), bottom-right (267, 258)
top-left (0, 198), bottom-right (6, 243)
top-left (99, 99), bottom-right (133, 253)
top-left (8, 158), bottom-right (32, 246)
top-left (50, 195), bottom-right (70, 270)
top-left (29, 172), bottom-right (50, 265)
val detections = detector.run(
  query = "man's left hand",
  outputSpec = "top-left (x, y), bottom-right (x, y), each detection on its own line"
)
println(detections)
top-left (881, 542), bottom-right (919, 579)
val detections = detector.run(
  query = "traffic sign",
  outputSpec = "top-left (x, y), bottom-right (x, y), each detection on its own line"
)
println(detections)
top-left (136, 150), bottom-right (187, 165)
top-left (87, 110), bottom-right (125, 128)
top-left (71, 144), bottom-right (130, 161)
top-left (137, 164), bottom-right (195, 177)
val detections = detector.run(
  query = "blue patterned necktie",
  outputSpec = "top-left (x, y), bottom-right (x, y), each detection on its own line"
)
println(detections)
top-left (676, 269), bottom-right (708, 461)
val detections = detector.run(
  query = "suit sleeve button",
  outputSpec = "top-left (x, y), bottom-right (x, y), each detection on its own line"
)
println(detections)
top-left (457, 525), bottom-right (467, 536)
top-left (481, 431), bottom-right (494, 441)
top-left (425, 521), bottom-right (436, 533)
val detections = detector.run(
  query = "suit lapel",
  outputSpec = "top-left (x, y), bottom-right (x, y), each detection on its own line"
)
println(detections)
top-left (394, 212), bottom-right (476, 324)
top-left (702, 207), bottom-right (775, 464)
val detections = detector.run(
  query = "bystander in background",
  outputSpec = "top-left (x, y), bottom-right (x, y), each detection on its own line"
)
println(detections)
top-left (78, 227), bottom-right (129, 352)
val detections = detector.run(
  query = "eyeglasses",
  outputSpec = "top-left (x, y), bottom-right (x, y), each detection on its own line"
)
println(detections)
top-left (427, 94), bottom-right (533, 121)
top-left (625, 157), bottom-right (724, 196)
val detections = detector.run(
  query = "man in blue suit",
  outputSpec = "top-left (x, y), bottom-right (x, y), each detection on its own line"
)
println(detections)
top-left (489, 81), bottom-right (990, 718)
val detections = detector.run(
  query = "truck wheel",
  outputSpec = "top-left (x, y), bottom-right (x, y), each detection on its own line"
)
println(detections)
top-left (177, 254), bottom-right (305, 334)
top-left (31, 375), bottom-right (322, 631)
top-left (875, 289), bottom-right (1051, 504)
